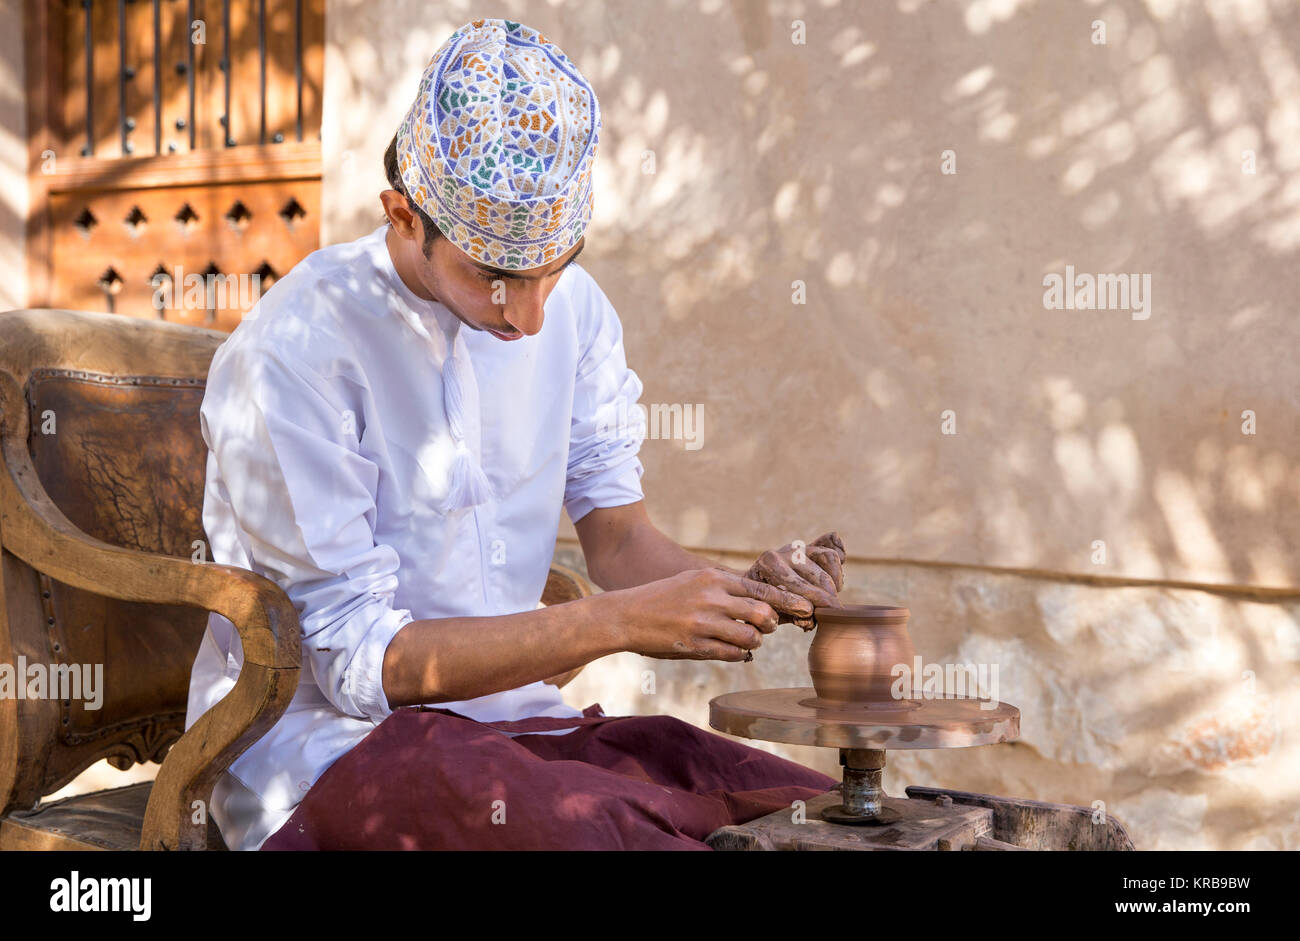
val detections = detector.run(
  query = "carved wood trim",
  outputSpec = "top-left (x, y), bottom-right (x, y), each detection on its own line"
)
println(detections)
top-left (42, 141), bottom-right (322, 193)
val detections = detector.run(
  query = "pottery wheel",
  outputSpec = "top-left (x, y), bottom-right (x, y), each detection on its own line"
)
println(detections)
top-left (709, 605), bottom-right (1021, 826)
top-left (710, 688), bottom-right (1019, 826)
top-left (709, 688), bottom-right (1020, 751)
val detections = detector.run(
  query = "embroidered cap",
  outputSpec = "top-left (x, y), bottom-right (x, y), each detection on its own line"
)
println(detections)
top-left (396, 19), bottom-right (600, 271)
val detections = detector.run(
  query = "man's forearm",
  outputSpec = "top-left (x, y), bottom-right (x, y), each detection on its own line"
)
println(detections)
top-left (381, 594), bottom-right (625, 708)
top-left (384, 509), bottom-right (731, 708)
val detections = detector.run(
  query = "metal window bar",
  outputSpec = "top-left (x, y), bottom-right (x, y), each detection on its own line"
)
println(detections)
top-left (187, 0), bottom-right (195, 149)
top-left (222, 0), bottom-right (231, 146)
top-left (83, 0), bottom-right (94, 156)
top-left (295, 0), bottom-right (303, 142)
top-left (153, 0), bottom-right (161, 154)
top-left (80, 0), bottom-right (315, 157)
top-left (258, 0), bottom-right (266, 144)
top-left (117, 0), bottom-right (127, 153)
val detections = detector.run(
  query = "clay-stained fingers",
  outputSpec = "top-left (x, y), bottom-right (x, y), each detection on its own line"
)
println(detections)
top-left (810, 531), bottom-right (846, 561)
top-left (694, 641), bottom-right (755, 663)
top-left (805, 544), bottom-right (844, 592)
top-left (745, 548), bottom-right (787, 582)
top-left (787, 556), bottom-right (840, 606)
top-left (747, 551), bottom-right (801, 589)
top-left (720, 595), bottom-right (780, 634)
top-left (728, 575), bottom-right (815, 619)
top-left (686, 615), bottom-right (761, 661)
top-left (708, 616), bottom-right (765, 651)
top-left (754, 551), bottom-right (837, 609)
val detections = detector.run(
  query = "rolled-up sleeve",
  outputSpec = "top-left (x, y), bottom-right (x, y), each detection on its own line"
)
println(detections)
top-left (202, 342), bottom-right (412, 720)
top-left (563, 272), bottom-right (646, 523)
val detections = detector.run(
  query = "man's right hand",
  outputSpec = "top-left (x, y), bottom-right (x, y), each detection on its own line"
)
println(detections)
top-left (604, 568), bottom-right (815, 662)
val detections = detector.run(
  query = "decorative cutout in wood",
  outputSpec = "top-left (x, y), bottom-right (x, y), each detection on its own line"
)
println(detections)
top-left (224, 200), bottom-right (252, 231)
top-left (278, 196), bottom-right (306, 228)
top-left (29, 0), bottom-right (326, 333)
top-left (174, 203), bottom-right (199, 231)
top-left (96, 267), bottom-right (123, 295)
top-left (50, 179), bottom-right (321, 329)
top-left (73, 207), bottom-right (98, 236)
top-left (253, 259), bottom-right (277, 286)
top-left (124, 205), bottom-right (148, 234)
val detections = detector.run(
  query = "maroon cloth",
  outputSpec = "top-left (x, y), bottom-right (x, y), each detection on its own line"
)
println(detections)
top-left (260, 704), bottom-right (836, 850)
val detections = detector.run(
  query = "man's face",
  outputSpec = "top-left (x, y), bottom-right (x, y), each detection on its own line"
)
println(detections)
top-left (382, 189), bottom-right (585, 341)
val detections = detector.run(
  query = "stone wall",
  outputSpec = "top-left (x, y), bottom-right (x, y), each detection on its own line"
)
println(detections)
top-left (554, 541), bottom-right (1299, 850)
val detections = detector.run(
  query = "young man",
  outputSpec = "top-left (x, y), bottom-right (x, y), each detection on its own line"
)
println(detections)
top-left (185, 19), bottom-right (845, 850)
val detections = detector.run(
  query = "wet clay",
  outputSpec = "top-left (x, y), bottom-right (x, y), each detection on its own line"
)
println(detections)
top-left (808, 604), bottom-right (914, 702)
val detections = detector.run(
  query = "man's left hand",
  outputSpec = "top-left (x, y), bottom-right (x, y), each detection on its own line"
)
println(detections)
top-left (743, 531), bottom-right (847, 630)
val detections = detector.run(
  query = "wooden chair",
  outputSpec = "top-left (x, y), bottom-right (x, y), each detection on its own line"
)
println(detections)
top-left (0, 308), bottom-right (594, 851)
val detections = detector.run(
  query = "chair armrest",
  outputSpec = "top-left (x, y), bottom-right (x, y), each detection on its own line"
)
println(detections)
top-left (0, 375), bottom-right (300, 848)
top-left (0, 438), bottom-right (298, 668)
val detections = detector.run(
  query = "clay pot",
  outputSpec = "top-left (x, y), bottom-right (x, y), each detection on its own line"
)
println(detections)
top-left (808, 605), bottom-right (914, 703)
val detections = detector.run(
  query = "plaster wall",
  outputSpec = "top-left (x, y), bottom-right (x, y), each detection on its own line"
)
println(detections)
top-left (0, 0), bottom-right (26, 310)
top-left (322, 0), bottom-right (1300, 849)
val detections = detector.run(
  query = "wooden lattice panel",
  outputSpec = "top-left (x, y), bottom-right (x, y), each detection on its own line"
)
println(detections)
top-left (26, 0), bottom-right (326, 332)
top-left (50, 179), bottom-right (319, 331)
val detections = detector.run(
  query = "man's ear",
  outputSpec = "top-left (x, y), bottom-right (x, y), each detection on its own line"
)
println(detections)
top-left (381, 190), bottom-right (419, 240)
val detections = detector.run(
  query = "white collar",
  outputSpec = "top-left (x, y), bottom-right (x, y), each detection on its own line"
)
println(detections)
top-left (371, 225), bottom-right (461, 350)
top-left (368, 225), bottom-right (493, 512)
